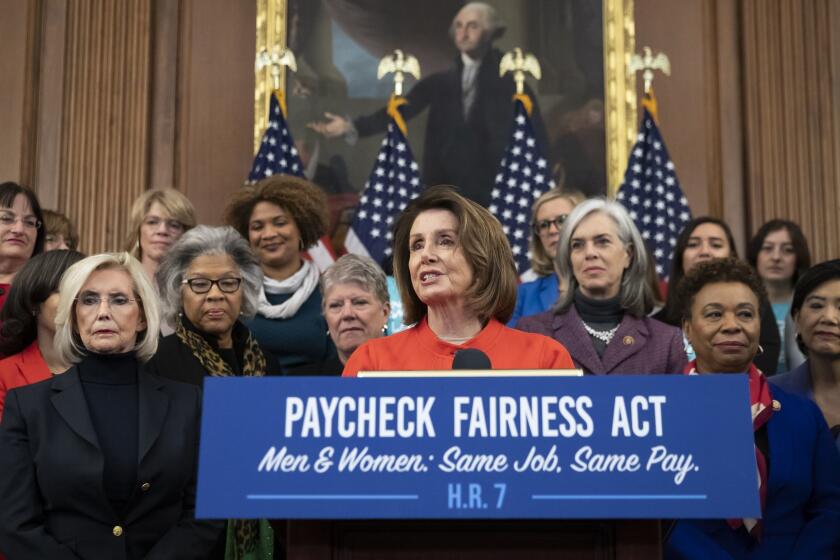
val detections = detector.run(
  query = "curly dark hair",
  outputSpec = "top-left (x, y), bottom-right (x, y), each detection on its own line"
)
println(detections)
top-left (677, 257), bottom-right (767, 324)
top-left (0, 249), bottom-right (85, 356)
top-left (224, 175), bottom-right (329, 250)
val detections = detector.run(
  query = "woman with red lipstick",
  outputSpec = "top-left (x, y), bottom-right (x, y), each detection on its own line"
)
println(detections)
top-left (666, 257), bottom-right (840, 558)
top-left (747, 219), bottom-right (812, 372)
top-left (508, 188), bottom-right (585, 326)
top-left (225, 176), bottom-right (336, 370)
top-left (517, 198), bottom-right (686, 375)
top-left (124, 188), bottom-right (196, 282)
top-left (772, 259), bottom-right (840, 455)
top-left (342, 186), bottom-right (574, 375)
top-left (0, 182), bottom-right (46, 313)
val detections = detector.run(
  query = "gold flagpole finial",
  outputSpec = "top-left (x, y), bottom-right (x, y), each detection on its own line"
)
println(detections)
top-left (377, 50), bottom-right (421, 97)
top-left (629, 46), bottom-right (670, 94)
top-left (500, 48), bottom-right (542, 95)
top-left (256, 47), bottom-right (298, 92)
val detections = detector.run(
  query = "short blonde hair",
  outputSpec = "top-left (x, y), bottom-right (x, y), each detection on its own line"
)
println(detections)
top-left (393, 185), bottom-right (517, 325)
top-left (54, 252), bottom-right (161, 363)
top-left (125, 189), bottom-right (197, 258)
top-left (529, 189), bottom-right (585, 276)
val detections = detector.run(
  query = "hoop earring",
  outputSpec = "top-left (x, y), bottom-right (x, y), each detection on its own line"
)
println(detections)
top-left (756, 344), bottom-right (764, 356)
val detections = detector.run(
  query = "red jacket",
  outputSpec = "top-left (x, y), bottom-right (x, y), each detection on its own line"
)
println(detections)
top-left (343, 317), bottom-right (575, 376)
top-left (0, 341), bottom-right (50, 422)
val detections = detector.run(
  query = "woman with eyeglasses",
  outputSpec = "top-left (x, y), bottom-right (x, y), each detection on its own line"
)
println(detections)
top-left (508, 189), bottom-right (585, 326)
top-left (0, 182), bottom-right (46, 314)
top-left (0, 252), bottom-right (224, 559)
top-left (125, 188), bottom-right (196, 282)
top-left (146, 226), bottom-right (281, 559)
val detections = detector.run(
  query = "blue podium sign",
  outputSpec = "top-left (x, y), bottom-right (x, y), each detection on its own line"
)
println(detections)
top-left (196, 375), bottom-right (759, 519)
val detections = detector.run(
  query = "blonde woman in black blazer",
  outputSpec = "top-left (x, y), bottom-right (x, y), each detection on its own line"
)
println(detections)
top-left (0, 253), bottom-right (222, 560)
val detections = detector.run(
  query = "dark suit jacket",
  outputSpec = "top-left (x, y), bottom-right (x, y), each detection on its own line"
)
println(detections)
top-left (354, 48), bottom-right (549, 207)
top-left (0, 365), bottom-right (223, 560)
top-left (516, 306), bottom-right (687, 374)
top-left (665, 384), bottom-right (840, 559)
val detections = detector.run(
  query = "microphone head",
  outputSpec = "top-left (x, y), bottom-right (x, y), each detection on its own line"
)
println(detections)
top-left (452, 348), bottom-right (492, 370)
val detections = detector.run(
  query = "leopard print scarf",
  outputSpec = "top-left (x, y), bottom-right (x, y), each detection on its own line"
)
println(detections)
top-left (174, 317), bottom-right (267, 378)
top-left (175, 317), bottom-right (272, 558)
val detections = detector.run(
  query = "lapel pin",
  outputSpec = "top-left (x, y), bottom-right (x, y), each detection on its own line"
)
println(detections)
top-left (622, 336), bottom-right (634, 346)
top-left (772, 400), bottom-right (781, 411)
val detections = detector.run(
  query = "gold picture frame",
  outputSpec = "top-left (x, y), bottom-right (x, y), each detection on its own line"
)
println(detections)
top-left (254, 0), bottom-right (636, 197)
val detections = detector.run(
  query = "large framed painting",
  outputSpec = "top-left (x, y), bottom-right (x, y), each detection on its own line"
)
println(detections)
top-left (254, 0), bottom-right (636, 205)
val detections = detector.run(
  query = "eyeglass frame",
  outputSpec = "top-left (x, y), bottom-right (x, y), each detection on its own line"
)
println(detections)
top-left (0, 211), bottom-right (42, 230)
top-left (532, 214), bottom-right (569, 235)
top-left (181, 277), bottom-right (243, 294)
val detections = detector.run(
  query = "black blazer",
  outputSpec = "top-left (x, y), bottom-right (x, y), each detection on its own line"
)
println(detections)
top-left (0, 365), bottom-right (223, 560)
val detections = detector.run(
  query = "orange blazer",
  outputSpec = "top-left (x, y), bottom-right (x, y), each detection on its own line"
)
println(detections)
top-left (343, 317), bottom-right (575, 376)
top-left (0, 341), bottom-right (51, 422)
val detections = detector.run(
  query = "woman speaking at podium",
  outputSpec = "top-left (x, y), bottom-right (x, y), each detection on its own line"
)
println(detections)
top-left (666, 258), bottom-right (840, 558)
top-left (342, 186), bottom-right (574, 376)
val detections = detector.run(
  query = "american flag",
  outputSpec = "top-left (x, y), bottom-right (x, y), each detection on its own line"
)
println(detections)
top-left (344, 107), bottom-right (423, 265)
top-left (616, 92), bottom-right (691, 279)
top-left (248, 91), bottom-right (303, 181)
top-left (248, 91), bottom-right (335, 271)
top-left (489, 98), bottom-right (555, 274)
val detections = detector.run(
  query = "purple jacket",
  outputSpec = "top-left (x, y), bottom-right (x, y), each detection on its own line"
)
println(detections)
top-left (515, 306), bottom-right (687, 375)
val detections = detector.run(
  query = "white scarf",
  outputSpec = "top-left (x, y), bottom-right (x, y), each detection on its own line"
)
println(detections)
top-left (258, 260), bottom-right (320, 319)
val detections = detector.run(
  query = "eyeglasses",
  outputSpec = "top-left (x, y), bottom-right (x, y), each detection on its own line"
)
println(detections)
top-left (75, 293), bottom-right (139, 309)
top-left (0, 212), bottom-right (41, 230)
top-left (143, 216), bottom-right (185, 233)
top-left (533, 214), bottom-right (568, 234)
top-left (182, 277), bottom-right (243, 294)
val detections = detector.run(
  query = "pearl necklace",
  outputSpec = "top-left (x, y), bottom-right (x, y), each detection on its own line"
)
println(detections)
top-left (583, 322), bottom-right (619, 345)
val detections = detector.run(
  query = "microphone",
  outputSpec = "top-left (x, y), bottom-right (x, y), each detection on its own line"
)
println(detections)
top-left (452, 348), bottom-right (492, 370)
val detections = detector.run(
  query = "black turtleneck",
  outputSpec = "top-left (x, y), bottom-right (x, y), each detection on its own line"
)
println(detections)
top-left (573, 290), bottom-right (624, 358)
top-left (79, 352), bottom-right (139, 518)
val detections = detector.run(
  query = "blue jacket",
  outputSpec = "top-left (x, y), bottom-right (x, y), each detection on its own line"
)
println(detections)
top-left (665, 384), bottom-right (840, 559)
top-left (508, 274), bottom-right (559, 327)
top-left (772, 361), bottom-right (840, 455)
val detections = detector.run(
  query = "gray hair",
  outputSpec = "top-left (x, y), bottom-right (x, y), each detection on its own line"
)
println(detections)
top-left (554, 198), bottom-right (654, 318)
top-left (54, 253), bottom-right (160, 363)
top-left (156, 225), bottom-right (263, 324)
top-left (321, 254), bottom-right (389, 306)
top-left (449, 2), bottom-right (505, 39)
